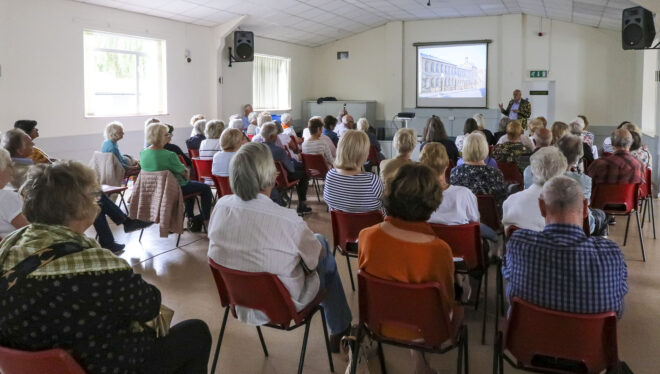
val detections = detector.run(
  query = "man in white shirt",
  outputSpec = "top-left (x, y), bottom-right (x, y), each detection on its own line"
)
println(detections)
top-left (503, 146), bottom-right (567, 232)
top-left (334, 115), bottom-right (354, 138)
top-left (207, 142), bottom-right (352, 351)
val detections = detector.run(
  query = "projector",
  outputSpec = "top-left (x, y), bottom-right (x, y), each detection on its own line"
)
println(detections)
top-left (396, 112), bottom-right (416, 119)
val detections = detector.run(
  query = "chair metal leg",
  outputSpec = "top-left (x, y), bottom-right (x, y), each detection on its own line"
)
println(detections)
top-left (176, 233), bottom-right (181, 247)
top-left (256, 326), bottom-right (269, 357)
top-left (492, 331), bottom-right (500, 374)
top-left (297, 318), bottom-right (313, 374)
top-left (288, 188), bottom-right (294, 208)
top-left (457, 329), bottom-right (464, 374)
top-left (650, 197), bottom-right (656, 239)
top-left (313, 178), bottom-right (321, 203)
top-left (463, 327), bottom-right (469, 374)
top-left (635, 211), bottom-right (646, 262)
top-left (119, 192), bottom-right (128, 212)
top-left (473, 274), bottom-right (482, 311)
top-left (641, 198), bottom-right (648, 228)
top-left (377, 341), bottom-right (387, 374)
top-left (481, 268), bottom-right (488, 345)
top-left (346, 255), bottom-right (355, 292)
top-left (210, 307), bottom-right (230, 374)
top-left (350, 327), bottom-right (363, 374)
top-left (139, 229), bottom-right (144, 242)
top-left (319, 306), bottom-right (335, 372)
top-left (623, 214), bottom-right (631, 246)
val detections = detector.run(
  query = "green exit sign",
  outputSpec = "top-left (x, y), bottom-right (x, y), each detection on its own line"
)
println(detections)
top-left (530, 70), bottom-right (548, 78)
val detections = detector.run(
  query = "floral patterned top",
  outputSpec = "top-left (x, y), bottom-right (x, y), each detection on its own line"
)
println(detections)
top-left (450, 164), bottom-right (508, 208)
top-left (582, 131), bottom-right (595, 147)
top-left (631, 145), bottom-right (653, 169)
top-left (492, 142), bottom-right (532, 173)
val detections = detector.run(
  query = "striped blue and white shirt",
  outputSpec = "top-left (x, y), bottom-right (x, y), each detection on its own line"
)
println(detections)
top-left (323, 168), bottom-right (383, 213)
top-left (503, 224), bottom-right (628, 318)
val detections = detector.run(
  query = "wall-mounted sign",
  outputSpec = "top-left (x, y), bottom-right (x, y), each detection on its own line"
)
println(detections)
top-left (530, 70), bottom-right (548, 78)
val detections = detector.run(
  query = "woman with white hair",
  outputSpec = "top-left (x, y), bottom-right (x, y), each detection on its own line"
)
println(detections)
top-left (2, 128), bottom-right (34, 190)
top-left (246, 111), bottom-right (259, 136)
top-left (198, 120), bottom-right (225, 159)
top-left (281, 113), bottom-right (296, 136)
top-left (379, 128), bottom-right (416, 186)
top-left (189, 114), bottom-right (205, 136)
top-left (101, 122), bottom-right (140, 174)
top-left (502, 147), bottom-right (567, 231)
top-left (0, 148), bottom-right (29, 238)
top-left (569, 119), bottom-right (594, 164)
top-left (211, 129), bottom-right (247, 176)
top-left (185, 119), bottom-right (207, 153)
top-left (356, 118), bottom-right (384, 169)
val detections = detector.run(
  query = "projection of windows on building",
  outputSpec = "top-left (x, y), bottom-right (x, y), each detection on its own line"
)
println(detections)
top-left (416, 41), bottom-right (490, 108)
top-left (83, 30), bottom-right (167, 117)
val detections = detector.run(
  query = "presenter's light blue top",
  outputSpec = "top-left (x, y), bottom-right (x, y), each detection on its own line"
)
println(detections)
top-left (101, 139), bottom-right (128, 168)
top-left (509, 101), bottom-right (520, 120)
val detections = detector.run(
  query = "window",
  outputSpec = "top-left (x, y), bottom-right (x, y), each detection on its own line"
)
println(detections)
top-left (83, 30), bottom-right (167, 117)
top-left (252, 54), bottom-right (291, 111)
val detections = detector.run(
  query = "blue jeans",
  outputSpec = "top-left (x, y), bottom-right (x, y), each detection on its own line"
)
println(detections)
top-left (314, 233), bottom-right (352, 335)
top-left (180, 181), bottom-right (213, 220)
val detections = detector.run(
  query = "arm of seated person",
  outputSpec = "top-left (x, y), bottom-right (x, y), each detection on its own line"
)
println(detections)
top-left (297, 226), bottom-right (322, 273)
top-left (10, 214), bottom-right (29, 231)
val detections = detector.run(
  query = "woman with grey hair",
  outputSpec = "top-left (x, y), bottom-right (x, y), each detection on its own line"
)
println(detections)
top-left (185, 119), bottom-right (207, 153)
top-left (502, 147), bottom-right (567, 231)
top-left (493, 116), bottom-right (510, 144)
top-left (101, 121), bottom-right (140, 175)
top-left (207, 142), bottom-right (352, 352)
top-left (198, 120), bottom-right (225, 159)
top-left (569, 119), bottom-right (594, 164)
top-left (246, 111), bottom-right (259, 136)
top-left (379, 128), bottom-right (416, 185)
top-left (1, 128), bottom-right (34, 190)
top-left (0, 148), bottom-right (29, 237)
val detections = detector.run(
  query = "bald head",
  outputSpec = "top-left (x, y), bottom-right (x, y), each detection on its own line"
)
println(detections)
top-left (612, 129), bottom-right (633, 151)
top-left (533, 127), bottom-right (552, 148)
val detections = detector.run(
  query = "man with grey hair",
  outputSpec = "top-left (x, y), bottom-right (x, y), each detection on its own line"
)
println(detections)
top-left (241, 104), bottom-right (253, 131)
top-left (522, 128), bottom-right (553, 188)
top-left (334, 114), bottom-right (354, 138)
top-left (503, 176), bottom-right (628, 318)
top-left (207, 142), bottom-right (352, 350)
top-left (262, 123), bottom-right (311, 215)
top-left (587, 128), bottom-right (645, 185)
top-left (503, 147), bottom-right (567, 231)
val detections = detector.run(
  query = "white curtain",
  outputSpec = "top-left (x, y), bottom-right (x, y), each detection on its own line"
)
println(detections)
top-left (253, 54), bottom-right (291, 110)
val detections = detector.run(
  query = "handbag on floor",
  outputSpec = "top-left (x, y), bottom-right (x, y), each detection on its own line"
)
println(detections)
top-left (145, 304), bottom-right (174, 338)
top-left (342, 325), bottom-right (375, 374)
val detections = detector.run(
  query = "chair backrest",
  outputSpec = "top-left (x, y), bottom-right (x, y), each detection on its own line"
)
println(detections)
top-left (330, 209), bottom-right (384, 253)
top-left (0, 346), bottom-right (86, 374)
top-left (429, 222), bottom-right (483, 271)
top-left (274, 161), bottom-right (295, 188)
top-left (640, 168), bottom-right (652, 198)
top-left (505, 224), bottom-right (521, 239)
top-left (496, 161), bottom-right (523, 185)
top-left (358, 271), bottom-right (457, 347)
top-left (248, 134), bottom-right (254, 141)
top-left (505, 297), bottom-right (618, 373)
top-left (211, 175), bottom-right (232, 197)
top-left (188, 149), bottom-right (199, 158)
top-left (192, 158), bottom-right (213, 182)
top-left (444, 159), bottom-right (456, 182)
top-left (591, 183), bottom-right (639, 214)
top-left (301, 153), bottom-right (330, 179)
top-left (288, 135), bottom-right (300, 153)
top-left (177, 154), bottom-right (186, 165)
top-left (208, 259), bottom-right (300, 327)
top-left (476, 194), bottom-right (502, 232)
top-left (367, 145), bottom-right (381, 167)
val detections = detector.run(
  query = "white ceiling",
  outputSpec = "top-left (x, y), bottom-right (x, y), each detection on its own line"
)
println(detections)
top-left (74, 0), bottom-right (639, 47)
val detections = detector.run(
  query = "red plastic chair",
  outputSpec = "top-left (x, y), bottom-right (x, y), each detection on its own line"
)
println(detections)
top-left (494, 297), bottom-right (619, 374)
top-left (591, 183), bottom-right (645, 261)
top-left (274, 161), bottom-right (299, 208)
top-left (330, 209), bottom-right (384, 291)
top-left (350, 271), bottom-right (468, 374)
top-left (211, 175), bottom-right (232, 197)
top-left (192, 158), bottom-right (213, 181)
top-left (476, 194), bottom-right (504, 238)
top-left (444, 159), bottom-right (456, 182)
top-left (0, 346), bottom-right (86, 374)
top-left (208, 259), bottom-right (334, 374)
top-left (639, 168), bottom-right (656, 239)
top-left (289, 135), bottom-right (301, 154)
top-left (300, 153), bottom-right (330, 203)
top-left (188, 148), bottom-right (199, 158)
top-left (248, 134), bottom-right (254, 141)
top-left (367, 145), bottom-right (382, 174)
top-left (496, 161), bottom-right (523, 186)
top-left (430, 222), bottom-right (489, 344)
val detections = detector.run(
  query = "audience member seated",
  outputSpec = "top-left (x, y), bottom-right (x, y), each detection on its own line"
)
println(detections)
top-left (241, 104), bottom-right (253, 131)
top-left (1, 128), bottom-right (34, 190)
top-left (334, 114), bottom-right (355, 138)
top-left (251, 112), bottom-right (273, 143)
top-left (14, 120), bottom-right (51, 164)
top-left (358, 163), bottom-right (456, 374)
top-left (281, 113), bottom-right (296, 137)
top-left (212, 129), bottom-right (246, 177)
top-left (473, 113), bottom-right (494, 145)
top-left (578, 114), bottom-right (594, 146)
top-left (0, 149), bottom-right (28, 238)
top-left (525, 117), bottom-right (546, 138)
top-left (323, 115), bottom-right (340, 145)
top-left (324, 130), bottom-right (384, 214)
top-left (503, 176), bottom-right (628, 318)
top-left (163, 125), bottom-right (192, 168)
top-left (261, 123), bottom-right (311, 215)
top-left (302, 117), bottom-right (335, 169)
top-left (186, 119), bottom-right (206, 152)
top-left (493, 117), bottom-right (510, 145)
top-left (188, 113), bottom-right (205, 137)
top-left (569, 120), bottom-right (594, 164)
top-left (246, 111), bottom-right (259, 137)
top-left (625, 123), bottom-right (653, 169)
top-left (101, 121), bottom-right (140, 176)
top-left (550, 121), bottom-right (569, 145)
top-left (587, 129), bottom-right (646, 185)
top-left (276, 121), bottom-right (301, 159)
top-left (0, 161), bottom-right (211, 373)
top-left (450, 132), bottom-right (508, 208)
top-left (522, 128), bottom-right (553, 188)
top-left (456, 131), bottom-right (498, 169)
top-left (143, 117), bottom-right (161, 147)
top-left (420, 115), bottom-right (459, 162)
top-left (602, 121), bottom-right (630, 154)
top-left (207, 142), bottom-right (352, 351)
top-left (141, 123), bottom-right (213, 232)
top-left (93, 193), bottom-right (152, 253)
top-left (356, 117), bottom-right (384, 167)
top-left (502, 147), bottom-right (567, 231)
top-left (380, 128), bottom-right (416, 186)
top-left (493, 120), bottom-right (533, 172)
top-left (556, 135), bottom-right (608, 236)
top-left (454, 118), bottom-right (479, 152)
top-left (199, 120), bottom-right (225, 159)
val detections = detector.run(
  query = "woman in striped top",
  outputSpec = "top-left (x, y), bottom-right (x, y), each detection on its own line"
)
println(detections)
top-left (324, 130), bottom-right (384, 213)
top-left (302, 117), bottom-right (335, 169)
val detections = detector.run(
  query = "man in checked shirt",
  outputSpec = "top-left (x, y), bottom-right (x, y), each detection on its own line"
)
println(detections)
top-left (503, 176), bottom-right (628, 318)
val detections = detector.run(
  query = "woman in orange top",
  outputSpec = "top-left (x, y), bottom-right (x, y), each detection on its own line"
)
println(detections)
top-left (358, 163), bottom-right (456, 374)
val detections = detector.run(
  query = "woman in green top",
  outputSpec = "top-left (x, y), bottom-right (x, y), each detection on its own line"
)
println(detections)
top-left (141, 123), bottom-right (213, 231)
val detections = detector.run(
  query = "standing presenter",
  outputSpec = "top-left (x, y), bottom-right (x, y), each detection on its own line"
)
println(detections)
top-left (499, 89), bottom-right (531, 129)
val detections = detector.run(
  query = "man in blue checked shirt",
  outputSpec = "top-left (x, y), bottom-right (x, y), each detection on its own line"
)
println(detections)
top-left (503, 176), bottom-right (628, 318)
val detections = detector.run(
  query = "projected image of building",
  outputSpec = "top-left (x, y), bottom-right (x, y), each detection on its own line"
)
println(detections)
top-left (420, 53), bottom-right (482, 97)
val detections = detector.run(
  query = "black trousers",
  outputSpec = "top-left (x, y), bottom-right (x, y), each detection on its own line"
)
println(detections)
top-left (287, 166), bottom-right (309, 204)
top-left (94, 194), bottom-right (126, 247)
top-left (141, 319), bottom-right (212, 374)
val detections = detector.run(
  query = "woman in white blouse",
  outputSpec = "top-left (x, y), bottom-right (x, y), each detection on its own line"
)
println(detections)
top-left (198, 120), bottom-right (225, 159)
top-left (0, 149), bottom-right (29, 238)
top-left (301, 117), bottom-right (335, 168)
top-left (211, 129), bottom-right (246, 177)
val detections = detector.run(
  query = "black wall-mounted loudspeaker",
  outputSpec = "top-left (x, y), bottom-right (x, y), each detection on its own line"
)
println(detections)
top-left (233, 31), bottom-right (254, 61)
top-left (622, 6), bottom-right (656, 50)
